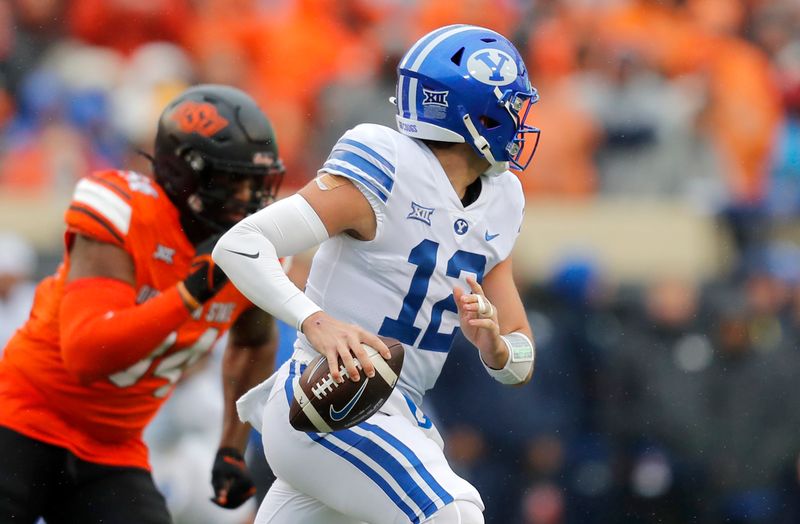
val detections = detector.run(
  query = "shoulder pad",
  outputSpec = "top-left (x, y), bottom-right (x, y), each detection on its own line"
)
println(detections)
top-left (320, 124), bottom-right (397, 204)
top-left (65, 171), bottom-right (135, 245)
top-left (65, 170), bottom-right (160, 246)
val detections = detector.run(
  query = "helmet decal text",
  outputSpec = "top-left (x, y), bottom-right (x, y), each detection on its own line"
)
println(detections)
top-left (422, 89), bottom-right (449, 107)
top-left (171, 101), bottom-right (229, 138)
top-left (252, 152), bottom-right (276, 166)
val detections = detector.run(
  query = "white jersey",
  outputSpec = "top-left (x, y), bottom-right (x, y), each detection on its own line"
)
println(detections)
top-left (296, 123), bottom-right (524, 405)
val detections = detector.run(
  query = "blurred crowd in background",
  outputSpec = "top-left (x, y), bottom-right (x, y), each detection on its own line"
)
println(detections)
top-left (2, 0), bottom-right (800, 523)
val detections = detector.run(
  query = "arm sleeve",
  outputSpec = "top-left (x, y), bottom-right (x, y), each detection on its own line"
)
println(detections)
top-left (60, 277), bottom-right (191, 384)
top-left (213, 194), bottom-right (329, 330)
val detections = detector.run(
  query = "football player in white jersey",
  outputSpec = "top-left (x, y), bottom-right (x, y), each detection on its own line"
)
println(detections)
top-left (213, 24), bottom-right (540, 524)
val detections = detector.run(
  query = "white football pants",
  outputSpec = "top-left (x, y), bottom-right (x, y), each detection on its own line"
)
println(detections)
top-left (253, 360), bottom-right (483, 524)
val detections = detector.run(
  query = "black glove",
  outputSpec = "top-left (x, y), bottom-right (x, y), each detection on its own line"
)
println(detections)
top-left (183, 234), bottom-right (228, 304)
top-left (210, 447), bottom-right (256, 509)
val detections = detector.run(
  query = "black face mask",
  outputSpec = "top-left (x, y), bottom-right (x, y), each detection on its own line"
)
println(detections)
top-left (153, 152), bottom-right (284, 245)
top-left (196, 169), bottom-right (284, 230)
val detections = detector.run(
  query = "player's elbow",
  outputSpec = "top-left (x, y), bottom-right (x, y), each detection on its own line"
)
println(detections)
top-left (212, 228), bottom-right (241, 276)
top-left (61, 342), bottom-right (106, 385)
top-left (211, 230), bottom-right (231, 268)
top-left (60, 312), bottom-right (113, 384)
top-left (212, 220), bottom-right (259, 269)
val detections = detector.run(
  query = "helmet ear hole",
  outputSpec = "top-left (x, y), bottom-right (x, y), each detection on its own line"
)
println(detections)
top-left (480, 116), bottom-right (501, 129)
top-left (184, 150), bottom-right (206, 172)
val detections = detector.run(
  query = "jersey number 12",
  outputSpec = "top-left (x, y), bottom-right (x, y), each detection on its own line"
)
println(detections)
top-left (379, 239), bottom-right (485, 352)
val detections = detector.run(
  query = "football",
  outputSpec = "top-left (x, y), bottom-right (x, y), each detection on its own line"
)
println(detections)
top-left (289, 336), bottom-right (404, 433)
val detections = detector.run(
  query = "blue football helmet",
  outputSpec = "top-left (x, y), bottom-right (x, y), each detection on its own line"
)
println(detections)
top-left (394, 24), bottom-right (540, 175)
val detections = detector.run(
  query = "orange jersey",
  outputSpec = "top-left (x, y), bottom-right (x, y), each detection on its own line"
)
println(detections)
top-left (0, 170), bottom-right (253, 470)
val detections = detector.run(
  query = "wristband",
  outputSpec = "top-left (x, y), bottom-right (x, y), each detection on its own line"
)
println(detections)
top-left (482, 332), bottom-right (535, 385)
top-left (176, 281), bottom-right (202, 311)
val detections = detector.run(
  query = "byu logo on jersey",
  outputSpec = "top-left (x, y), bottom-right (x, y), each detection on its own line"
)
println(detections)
top-left (453, 218), bottom-right (469, 235)
top-left (407, 202), bottom-right (435, 226)
top-left (467, 49), bottom-right (518, 86)
top-left (422, 89), bottom-right (449, 107)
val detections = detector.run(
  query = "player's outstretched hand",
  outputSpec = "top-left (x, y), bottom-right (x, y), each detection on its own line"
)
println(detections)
top-left (301, 311), bottom-right (391, 383)
top-left (210, 447), bottom-right (256, 509)
top-left (454, 277), bottom-right (505, 366)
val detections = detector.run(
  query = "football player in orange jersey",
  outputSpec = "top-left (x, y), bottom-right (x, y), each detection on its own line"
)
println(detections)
top-left (0, 84), bottom-right (284, 523)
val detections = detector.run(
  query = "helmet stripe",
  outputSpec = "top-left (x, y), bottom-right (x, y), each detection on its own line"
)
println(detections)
top-left (403, 25), bottom-right (481, 120)
top-left (408, 77), bottom-right (418, 120)
top-left (399, 24), bottom-right (465, 70)
top-left (400, 75), bottom-right (410, 117)
top-left (395, 77), bottom-right (405, 117)
top-left (407, 25), bottom-right (481, 72)
top-left (399, 25), bottom-right (465, 118)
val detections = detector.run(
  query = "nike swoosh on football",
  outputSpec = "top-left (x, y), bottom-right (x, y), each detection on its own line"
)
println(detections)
top-left (484, 231), bottom-right (500, 241)
top-left (329, 378), bottom-right (369, 422)
top-left (225, 248), bottom-right (260, 259)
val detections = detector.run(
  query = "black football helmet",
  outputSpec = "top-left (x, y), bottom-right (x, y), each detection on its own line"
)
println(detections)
top-left (153, 84), bottom-right (284, 242)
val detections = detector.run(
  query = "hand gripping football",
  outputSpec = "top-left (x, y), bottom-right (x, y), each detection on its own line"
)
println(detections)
top-left (289, 337), bottom-right (404, 433)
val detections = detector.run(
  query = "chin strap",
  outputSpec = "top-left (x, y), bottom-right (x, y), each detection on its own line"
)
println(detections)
top-left (482, 161), bottom-right (510, 177)
top-left (179, 207), bottom-right (222, 246)
top-left (462, 114), bottom-right (508, 177)
top-left (135, 148), bottom-right (155, 163)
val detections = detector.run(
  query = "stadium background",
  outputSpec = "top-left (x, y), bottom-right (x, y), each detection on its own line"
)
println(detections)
top-left (2, 0), bottom-right (800, 522)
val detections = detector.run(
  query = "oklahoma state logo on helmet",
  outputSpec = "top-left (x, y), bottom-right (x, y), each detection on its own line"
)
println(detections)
top-left (171, 101), bottom-right (229, 137)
